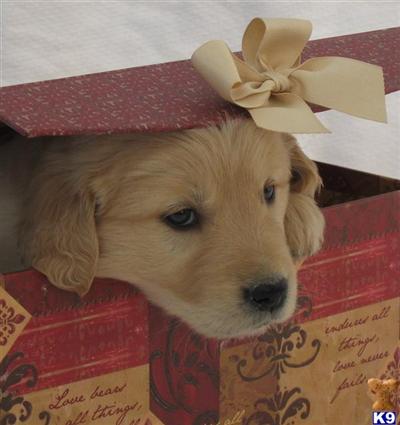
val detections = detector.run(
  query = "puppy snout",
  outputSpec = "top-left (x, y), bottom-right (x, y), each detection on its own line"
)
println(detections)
top-left (244, 277), bottom-right (288, 312)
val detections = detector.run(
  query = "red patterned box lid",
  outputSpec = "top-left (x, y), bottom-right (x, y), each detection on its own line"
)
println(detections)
top-left (0, 27), bottom-right (399, 138)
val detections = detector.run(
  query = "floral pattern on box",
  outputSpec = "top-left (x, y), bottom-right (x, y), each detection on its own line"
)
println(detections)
top-left (0, 352), bottom-right (50, 425)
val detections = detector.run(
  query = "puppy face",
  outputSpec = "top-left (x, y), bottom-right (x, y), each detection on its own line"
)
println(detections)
top-left (20, 120), bottom-right (324, 338)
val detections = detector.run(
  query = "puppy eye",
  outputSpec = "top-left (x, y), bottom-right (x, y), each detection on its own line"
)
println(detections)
top-left (164, 208), bottom-right (199, 229)
top-left (290, 170), bottom-right (301, 184)
top-left (264, 185), bottom-right (275, 203)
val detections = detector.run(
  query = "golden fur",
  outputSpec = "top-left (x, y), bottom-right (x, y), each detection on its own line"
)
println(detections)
top-left (9, 119), bottom-right (324, 338)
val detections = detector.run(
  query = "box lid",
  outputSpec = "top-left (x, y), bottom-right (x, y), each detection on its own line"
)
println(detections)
top-left (0, 27), bottom-right (398, 138)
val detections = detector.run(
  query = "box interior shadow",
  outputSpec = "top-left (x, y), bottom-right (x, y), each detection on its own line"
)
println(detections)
top-left (316, 162), bottom-right (400, 207)
top-left (1, 123), bottom-right (399, 209)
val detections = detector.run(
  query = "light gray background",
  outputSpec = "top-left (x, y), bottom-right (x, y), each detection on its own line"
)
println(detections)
top-left (1, 1), bottom-right (399, 178)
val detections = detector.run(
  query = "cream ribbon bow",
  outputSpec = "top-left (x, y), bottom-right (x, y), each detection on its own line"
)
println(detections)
top-left (191, 18), bottom-right (387, 133)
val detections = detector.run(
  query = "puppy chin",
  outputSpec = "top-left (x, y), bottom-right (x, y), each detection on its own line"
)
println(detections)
top-left (204, 283), bottom-right (298, 340)
top-left (182, 296), bottom-right (298, 340)
top-left (113, 275), bottom-right (298, 340)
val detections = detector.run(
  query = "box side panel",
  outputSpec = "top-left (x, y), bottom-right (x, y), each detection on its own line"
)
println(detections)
top-left (1, 191), bottom-right (399, 425)
top-left (296, 190), bottom-right (400, 323)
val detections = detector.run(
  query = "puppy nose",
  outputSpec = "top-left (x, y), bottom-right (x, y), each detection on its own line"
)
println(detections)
top-left (244, 278), bottom-right (288, 311)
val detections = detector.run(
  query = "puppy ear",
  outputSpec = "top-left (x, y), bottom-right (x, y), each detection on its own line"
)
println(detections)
top-left (20, 166), bottom-right (98, 296)
top-left (284, 135), bottom-right (325, 260)
top-left (288, 136), bottom-right (322, 197)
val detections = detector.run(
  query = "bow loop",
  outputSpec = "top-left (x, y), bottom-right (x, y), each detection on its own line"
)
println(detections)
top-left (191, 17), bottom-right (387, 134)
top-left (242, 18), bottom-right (312, 72)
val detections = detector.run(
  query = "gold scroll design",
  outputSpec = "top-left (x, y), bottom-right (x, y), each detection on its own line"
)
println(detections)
top-left (0, 301), bottom-right (25, 346)
top-left (0, 351), bottom-right (51, 425)
top-left (0, 283), bottom-right (31, 361)
top-left (227, 297), bottom-right (320, 425)
top-left (229, 296), bottom-right (320, 382)
top-left (242, 385), bottom-right (310, 425)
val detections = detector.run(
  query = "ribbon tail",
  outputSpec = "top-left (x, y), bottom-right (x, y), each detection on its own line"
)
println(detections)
top-left (249, 93), bottom-right (330, 134)
top-left (292, 57), bottom-right (387, 123)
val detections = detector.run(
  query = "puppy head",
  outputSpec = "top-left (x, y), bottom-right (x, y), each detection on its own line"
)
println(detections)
top-left (21, 119), bottom-right (324, 338)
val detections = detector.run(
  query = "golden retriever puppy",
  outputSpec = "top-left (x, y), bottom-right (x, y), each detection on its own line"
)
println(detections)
top-left (12, 119), bottom-right (324, 338)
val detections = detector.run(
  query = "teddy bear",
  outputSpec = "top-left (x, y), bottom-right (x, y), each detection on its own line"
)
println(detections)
top-left (368, 378), bottom-right (399, 411)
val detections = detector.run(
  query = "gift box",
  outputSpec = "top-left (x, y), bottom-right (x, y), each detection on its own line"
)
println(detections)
top-left (0, 23), bottom-right (399, 425)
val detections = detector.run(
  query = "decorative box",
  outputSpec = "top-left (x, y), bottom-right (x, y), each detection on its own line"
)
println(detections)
top-left (0, 26), bottom-right (399, 425)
